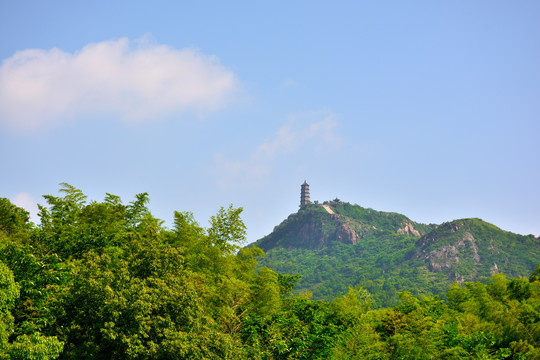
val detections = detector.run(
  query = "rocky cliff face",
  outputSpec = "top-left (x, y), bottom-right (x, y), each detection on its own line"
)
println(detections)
top-left (397, 221), bottom-right (421, 237)
top-left (254, 202), bottom-right (426, 251)
top-left (416, 223), bottom-right (480, 272)
top-left (416, 230), bottom-right (481, 283)
top-left (412, 218), bottom-right (539, 283)
top-left (332, 215), bottom-right (360, 244)
top-left (264, 211), bottom-right (361, 250)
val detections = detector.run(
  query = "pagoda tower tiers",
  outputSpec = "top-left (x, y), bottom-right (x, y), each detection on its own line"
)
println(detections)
top-left (300, 181), bottom-right (310, 206)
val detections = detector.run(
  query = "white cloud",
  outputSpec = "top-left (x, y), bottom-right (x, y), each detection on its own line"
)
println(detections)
top-left (281, 78), bottom-right (298, 89)
top-left (213, 111), bottom-right (343, 188)
top-left (11, 192), bottom-right (40, 224)
top-left (0, 38), bottom-right (238, 130)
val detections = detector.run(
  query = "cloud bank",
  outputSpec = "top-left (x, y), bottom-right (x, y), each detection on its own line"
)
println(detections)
top-left (0, 38), bottom-right (238, 130)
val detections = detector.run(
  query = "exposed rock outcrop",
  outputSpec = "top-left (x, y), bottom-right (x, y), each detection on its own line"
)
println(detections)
top-left (417, 231), bottom-right (481, 272)
top-left (333, 215), bottom-right (359, 244)
top-left (397, 221), bottom-right (421, 237)
top-left (321, 205), bottom-right (334, 214)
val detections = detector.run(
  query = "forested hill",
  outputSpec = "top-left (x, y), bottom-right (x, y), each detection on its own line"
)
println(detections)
top-left (254, 200), bottom-right (437, 251)
top-left (253, 200), bottom-right (540, 306)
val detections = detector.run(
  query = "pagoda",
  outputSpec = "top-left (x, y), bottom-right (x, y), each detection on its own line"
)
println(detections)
top-left (300, 181), bottom-right (310, 206)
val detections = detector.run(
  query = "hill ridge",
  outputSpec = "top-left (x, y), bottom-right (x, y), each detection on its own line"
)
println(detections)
top-left (253, 200), bottom-right (540, 306)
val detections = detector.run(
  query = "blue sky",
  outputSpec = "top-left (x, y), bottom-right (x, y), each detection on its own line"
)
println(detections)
top-left (1, 1), bottom-right (539, 242)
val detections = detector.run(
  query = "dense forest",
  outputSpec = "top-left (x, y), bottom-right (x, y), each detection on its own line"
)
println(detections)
top-left (0, 184), bottom-right (539, 359)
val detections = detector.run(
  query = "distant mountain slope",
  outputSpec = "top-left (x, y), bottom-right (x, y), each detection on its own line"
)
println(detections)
top-left (254, 200), bottom-right (435, 251)
top-left (414, 218), bottom-right (538, 282)
top-left (252, 201), bottom-right (540, 307)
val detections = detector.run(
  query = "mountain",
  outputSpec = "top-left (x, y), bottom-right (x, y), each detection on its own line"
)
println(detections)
top-left (252, 200), bottom-right (540, 307)
top-left (414, 217), bottom-right (538, 282)
top-left (255, 200), bottom-right (436, 251)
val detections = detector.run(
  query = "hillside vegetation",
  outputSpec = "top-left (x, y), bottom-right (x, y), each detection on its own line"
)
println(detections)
top-left (254, 201), bottom-right (540, 307)
top-left (0, 186), bottom-right (539, 359)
